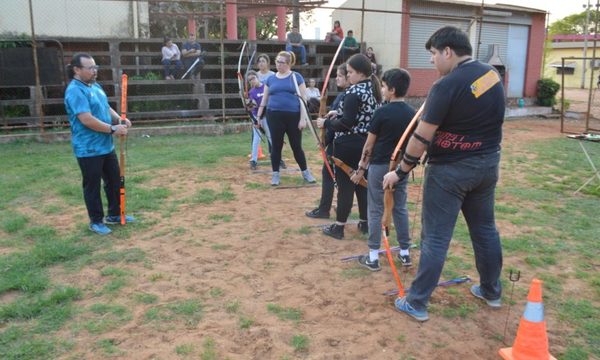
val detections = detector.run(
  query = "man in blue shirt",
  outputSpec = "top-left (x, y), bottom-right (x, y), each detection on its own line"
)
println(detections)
top-left (64, 53), bottom-right (135, 235)
top-left (181, 33), bottom-right (204, 80)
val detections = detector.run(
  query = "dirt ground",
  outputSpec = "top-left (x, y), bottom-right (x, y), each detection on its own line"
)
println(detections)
top-left (47, 118), bottom-right (592, 360)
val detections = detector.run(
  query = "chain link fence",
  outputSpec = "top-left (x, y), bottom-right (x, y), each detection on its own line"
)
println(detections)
top-left (1, 0), bottom-right (546, 137)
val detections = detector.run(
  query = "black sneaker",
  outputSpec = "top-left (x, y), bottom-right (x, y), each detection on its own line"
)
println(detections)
top-left (322, 223), bottom-right (344, 240)
top-left (397, 252), bottom-right (412, 267)
top-left (357, 255), bottom-right (381, 271)
top-left (305, 208), bottom-right (330, 219)
top-left (249, 160), bottom-right (257, 170)
top-left (280, 160), bottom-right (287, 169)
top-left (357, 220), bottom-right (368, 234)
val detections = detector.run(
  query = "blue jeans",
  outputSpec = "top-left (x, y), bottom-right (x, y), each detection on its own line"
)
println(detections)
top-left (162, 59), bottom-right (183, 78)
top-left (367, 163), bottom-right (410, 250)
top-left (407, 151), bottom-right (503, 311)
top-left (251, 118), bottom-right (272, 162)
top-left (285, 44), bottom-right (307, 64)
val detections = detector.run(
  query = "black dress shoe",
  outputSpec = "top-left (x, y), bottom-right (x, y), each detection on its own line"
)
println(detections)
top-left (323, 223), bottom-right (344, 240)
top-left (305, 208), bottom-right (330, 219)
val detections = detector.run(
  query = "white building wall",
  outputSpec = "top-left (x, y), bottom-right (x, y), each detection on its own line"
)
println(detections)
top-left (0, 0), bottom-right (150, 38)
top-left (332, 0), bottom-right (402, 73)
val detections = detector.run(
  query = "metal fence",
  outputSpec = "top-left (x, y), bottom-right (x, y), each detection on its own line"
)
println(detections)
top-left (558, 57), bottom-right (600, 134)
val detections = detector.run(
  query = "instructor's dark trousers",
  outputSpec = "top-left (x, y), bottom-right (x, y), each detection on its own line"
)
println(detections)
top-left (77, 151), bottom-right (121, 223)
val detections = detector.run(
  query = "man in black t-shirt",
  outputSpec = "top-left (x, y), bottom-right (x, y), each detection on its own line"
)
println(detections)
top-left (383, 26), bottom-right (505, 322)
top-left (351, 68), bottom-right (415, 272)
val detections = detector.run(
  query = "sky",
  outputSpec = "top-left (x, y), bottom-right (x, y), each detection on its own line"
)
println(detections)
top-left (300, 0), bottom-right (586, 39)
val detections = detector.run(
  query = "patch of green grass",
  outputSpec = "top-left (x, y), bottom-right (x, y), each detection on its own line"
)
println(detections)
top-left (209, 287), bottom-right (224, 298)
top-left (144, 299), bottom-right (203, 328)
top-left (133, 292), bottom-right (159, 304)
top-left (0, 325), bottom-right (71, 360)
top-left (175, 343), bottom-right (195, 356)
top-left (95, 338), bottom-right (125, 356)
top-left (245, 182), bottom-right (270, 190)
top-left (290, 334), bottom-right (309, 352)
top-left (100, 266), bottom-right (130, 277)
top-left (0, 287), bottom-right (80, 323)
top-left (193, 187), bottom-right (236, 204)
top-left (100, 278), bottom-right (128, 295)
top-left (93, 248), bottom-right (146, 264)
top-left (225, 300), bottom-right (240, 314)
top-left (207, 213), bottom-right (233, 223)
top-left (239, 315), bottom-right (254, 329)
top-left (437, 303), bottom-right (476, 319)
top-left (200, 337), bottom-right (217, 360)
top-left (267, 303), bottom-right (303, 324)
top-left (83, 303), bottom-right (132, 334)
top-left (210, 243), bottom-right (231, 251)
top-left (296, 226), bottom-right (313, 235)
top-left (1, 212), bottom-right (29, 233)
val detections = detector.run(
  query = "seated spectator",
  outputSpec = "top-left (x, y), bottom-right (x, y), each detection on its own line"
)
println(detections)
top-left (341, 30), bottom-right (360, 61)
top-left (365, 46), bottom-right (378, 75)
top-left (161, 36), bottom-right (182, 80)
top-left (325, 20), bottom-right (344, 44)
top-left (181, 32), bottom-right (204, 80)
top-left (306, 78), bottom-right (321, 113)
top-left (286, 26), bottom-right (308, 66)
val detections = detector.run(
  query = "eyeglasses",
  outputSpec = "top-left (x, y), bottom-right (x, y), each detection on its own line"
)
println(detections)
top-left (275, 60), bottom-right (287, 65)
top-left (247, 77), bottom-right (257, 82)
top-left (80, 65), bottom-right (99, 71)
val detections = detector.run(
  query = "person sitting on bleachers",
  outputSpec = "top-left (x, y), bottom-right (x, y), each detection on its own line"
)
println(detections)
top-left (181, 33), bottom-right (204, 80)
top-left (161, 36), bottom-right (182, 80)
top-left (341, 30), bottom-right (360, 61)
top-left (325, 21), bottom-right (344, 44)
top-left (365, 46), bottom-right (378, 75)
top-left (306, 78), bottom-right (321, 113)
top-left (286, 26), bottom-right (308, 66)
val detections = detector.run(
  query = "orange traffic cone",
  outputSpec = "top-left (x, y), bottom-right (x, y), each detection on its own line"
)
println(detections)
top-left (499, 278), bottom-right (556, 360)
top-left (257, 145), bottom-right (266, 159)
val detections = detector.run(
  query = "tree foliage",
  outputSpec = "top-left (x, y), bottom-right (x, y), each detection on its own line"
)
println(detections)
top-left (148, 1), bottom-right (281, 40)
top-left (548, 10), bottom-right (600, 35)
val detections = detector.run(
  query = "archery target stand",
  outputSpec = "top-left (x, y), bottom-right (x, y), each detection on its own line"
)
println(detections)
top-left (568, 133), bottom-right (600, 194)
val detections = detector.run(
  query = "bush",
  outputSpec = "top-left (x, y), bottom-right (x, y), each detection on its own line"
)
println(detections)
top-left (537, 78), bottom-right (560, 107)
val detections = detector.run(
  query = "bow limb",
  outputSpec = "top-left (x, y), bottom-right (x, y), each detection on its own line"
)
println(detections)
top-left (318, 40), bottom-right (345, 146)
top-left (331, 156), bottom-right (367, 188)
top-left (237, 42), bottom-right (265, 139)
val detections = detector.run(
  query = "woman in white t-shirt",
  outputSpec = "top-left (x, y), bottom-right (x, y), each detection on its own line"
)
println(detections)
top-left (161, 37), bottom-right (183, 79)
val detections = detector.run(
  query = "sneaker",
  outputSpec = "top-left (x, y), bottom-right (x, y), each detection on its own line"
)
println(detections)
top-left (305, 208), bottom-right (330, 219)
top-left (398, 252), bottom-right (412, 267)
top-left (394, 297), bottom-right (429, 322)
top-left (104, 215), bottom-right (136, 224)
top-left (280, 160), bottom-right (287, 169)
top-left (249, 160), bottom-right (257, 170)
top-left (470, 285), bottom-right (502, 308)
top-left (357, 255), bottom-right (381, 271)
top-left (271, 171), bottom-right (280, 186)
top-left (357, 220), bottom-right (368, 234)
top-left (322, 223), bottom-right (344, 240)
top-left (302, 169), bottom-right (316, 183)
top-left (89, 222), bottom-right (112, 235)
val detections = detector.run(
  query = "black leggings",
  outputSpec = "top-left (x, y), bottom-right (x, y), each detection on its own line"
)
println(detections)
top-left (333, 134), bottom-right (367, 223)
top-left (267, 110), bottom-right (308, 172)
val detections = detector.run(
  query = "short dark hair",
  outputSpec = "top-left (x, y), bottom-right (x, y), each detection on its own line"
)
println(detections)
top-left (347, 30), bottom-right (353, 35)
top-left (67, 52), bottom-right (93, 79)
top-left (425, 26), bottom-right (472, 57)
top-left (381, 68), bottom-right (411, 97)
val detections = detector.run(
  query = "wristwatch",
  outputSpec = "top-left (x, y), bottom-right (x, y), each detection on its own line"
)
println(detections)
top-left (110, 125), bottom-right (117, 134)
